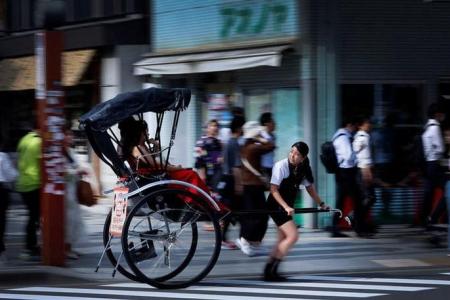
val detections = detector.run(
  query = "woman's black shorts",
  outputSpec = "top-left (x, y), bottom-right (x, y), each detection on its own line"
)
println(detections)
top-left (267, 198), bottom-right (292, 227)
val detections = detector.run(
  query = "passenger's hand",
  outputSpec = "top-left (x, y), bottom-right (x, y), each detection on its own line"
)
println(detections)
top-left (284, 206), bottom-right (295, 216)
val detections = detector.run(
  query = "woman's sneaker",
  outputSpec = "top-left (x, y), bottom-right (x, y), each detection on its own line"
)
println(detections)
top-left (221, 240), bottom-right (238, 250)
top-left (235, 238), bottom-right (255, 256)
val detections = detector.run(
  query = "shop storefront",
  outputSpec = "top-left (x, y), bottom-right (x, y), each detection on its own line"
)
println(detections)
top-left (134, 0), bottom-right (302, 165)
top-left (332, 0), bottom-right (450, 223)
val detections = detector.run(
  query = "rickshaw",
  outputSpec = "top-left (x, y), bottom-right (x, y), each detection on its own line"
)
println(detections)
top-left (79, 87), bottom-right (347, 289)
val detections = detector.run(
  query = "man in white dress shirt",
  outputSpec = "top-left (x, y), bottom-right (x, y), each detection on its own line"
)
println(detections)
top-left (331, 118), bottom-right (363, 237)
top-left (422, 102), bottom-right (446, 227)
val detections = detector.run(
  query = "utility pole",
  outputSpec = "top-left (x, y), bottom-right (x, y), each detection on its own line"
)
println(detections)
top-left (36, 0), bottom-right (66, 266)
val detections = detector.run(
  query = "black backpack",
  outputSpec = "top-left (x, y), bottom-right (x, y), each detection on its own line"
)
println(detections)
top-left (320, 133), bottom-right (345, 174)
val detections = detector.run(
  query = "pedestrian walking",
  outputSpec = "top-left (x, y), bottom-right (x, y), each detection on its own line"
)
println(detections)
top-left (421, 102), bottom-right (446, 227)
top-left (219, 115), bottom-right (245, 250)
top-left (331, 118), bottom-right (363, 237)
top-left (264, 141), bottom-right (329, 281)
top-left (195, 119), bottom-right (223, 192)
top-left (63, 127), bottom-right (87, 259)
top-left (353, 116), bottom-right (377, 236)
top-left (236, 121), bottom-right (275, 256)
top-left (194, 119), bottom-right (223, 231)
top-left (16, 126), bottom-right (42, 258)
top-left (442, 127), bottom-right (450, 252)
top-left (0, 145), bottom-right (18, 263)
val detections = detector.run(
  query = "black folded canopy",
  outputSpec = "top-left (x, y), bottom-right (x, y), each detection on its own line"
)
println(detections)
top-left (79, 87), bottom-right (191, 131)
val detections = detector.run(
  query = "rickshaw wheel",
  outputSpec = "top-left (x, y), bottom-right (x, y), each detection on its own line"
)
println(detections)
top-left (121, 187), bottom-right (221, 289)
top-left (103, 210), bottom-right (143, 282)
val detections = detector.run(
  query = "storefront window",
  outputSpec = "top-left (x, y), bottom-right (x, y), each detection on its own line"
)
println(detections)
top-left (273, 89), bottom-right (302, 161)
top-left (382, 84), bottom-right (423, 126)
top-left (341, 84), bottom-right (374, 123)
top-left (245, 90), bottom-right (271, 122)
top-left (206, 93), bottom-right (233, 128)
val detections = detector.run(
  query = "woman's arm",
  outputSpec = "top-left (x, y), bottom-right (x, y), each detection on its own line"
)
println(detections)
top-left (305, 184), bottom-right (329, 209)
top-left (270, 184), bottom-right (295, 216)
top-left (133, 145), bottom-right (162, 170)
top-left (134, 145), bottom-right (184, 172)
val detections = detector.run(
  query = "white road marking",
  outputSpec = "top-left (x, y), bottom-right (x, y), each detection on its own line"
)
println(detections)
top-left (0, 294), bottom-right (116, 300)
top-left (105, 280), bottom-right (432, 292)
top-left (11, 287), bottom-right (321, 300)
top-left (295, 275), bottom-right (450, 285)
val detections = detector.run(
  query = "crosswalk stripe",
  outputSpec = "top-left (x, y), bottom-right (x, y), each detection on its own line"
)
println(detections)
top-left (105, 280), bottom-right (432, 292)
top-left (0, 294), bottom-right (114, 300)
top-left (201, 280), bottom-right (430, 292)
top-left (97, 283), bottom-right (385, 298)
top-left (11, 287), bottom-right (321, 300)
top-left (294, 275), bottom-right (450, 285)
top-left (184, 286), bottom-right (384, 298)
top-left (441, 273), bottom-right (450, 275)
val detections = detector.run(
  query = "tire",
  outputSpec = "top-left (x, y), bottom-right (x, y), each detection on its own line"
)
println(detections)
top-left (121, 187), bottom-right (221, 289)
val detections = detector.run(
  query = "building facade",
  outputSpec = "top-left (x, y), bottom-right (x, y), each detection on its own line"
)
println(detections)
top-left (134, 0), bottom-right (450, 227)
top-left (0, 0), bottom-right (150, 189)
top-left (2, 0), bottom-right (450, 227)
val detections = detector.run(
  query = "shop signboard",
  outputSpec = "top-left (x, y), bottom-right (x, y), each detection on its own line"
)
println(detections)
top-left (154, 0), bottom-right (298, 51)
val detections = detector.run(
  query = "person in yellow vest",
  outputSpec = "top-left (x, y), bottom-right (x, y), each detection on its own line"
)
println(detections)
top-left (16, 127), bottom-right (42, 259)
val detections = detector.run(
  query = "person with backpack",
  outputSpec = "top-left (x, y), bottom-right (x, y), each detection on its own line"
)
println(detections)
top-left (421, 102), bottom-right (446, 228)
top-left (331, 118), bottom-right (364, 237)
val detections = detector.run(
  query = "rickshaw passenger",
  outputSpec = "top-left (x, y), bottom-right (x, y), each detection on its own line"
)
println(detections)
top-left (118, 117), bottom-right (212, 197)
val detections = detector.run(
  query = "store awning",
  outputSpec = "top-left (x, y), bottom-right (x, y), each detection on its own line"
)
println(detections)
top-left (0, 49), bottom-right (95, 91)
top-left (134, 45), bottom-right (291, 75)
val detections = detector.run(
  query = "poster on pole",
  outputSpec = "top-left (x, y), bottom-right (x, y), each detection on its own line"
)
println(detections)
top-left (110, 186), bottom-right (129, 238)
